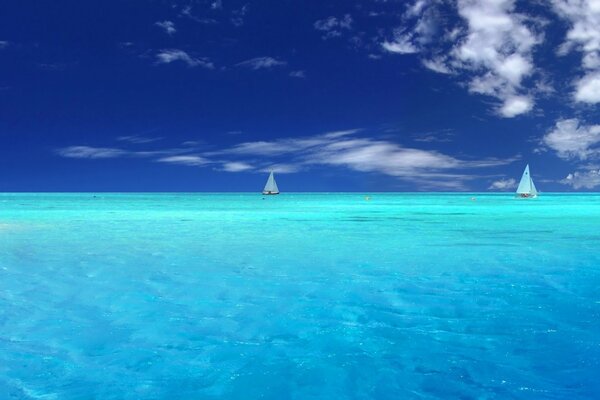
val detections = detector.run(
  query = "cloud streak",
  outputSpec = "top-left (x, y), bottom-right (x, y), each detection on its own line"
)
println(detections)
top-left (156, 49), bottom-right (214, 69)
top-left (237, 57), bottom-right (287, 70)
top-left (157, 155), bottom-right (209, 166)
top-left (56, 129), bottom-right (515, 189)
top-left (56, 146), bottom-right (128, 159)
top-left (117, 135), bottom-right (163, 144)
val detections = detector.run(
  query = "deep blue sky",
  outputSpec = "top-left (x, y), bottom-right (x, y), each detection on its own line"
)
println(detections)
top-left (1, 0), bottom-right (600, 191)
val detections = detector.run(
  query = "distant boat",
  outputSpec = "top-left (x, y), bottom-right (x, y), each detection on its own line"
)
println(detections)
top-left (516, 164), bottom-right (538, 198)
top-left (262, 171), bottom-right (280, 195)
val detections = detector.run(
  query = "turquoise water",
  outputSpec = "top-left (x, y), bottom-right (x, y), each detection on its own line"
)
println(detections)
top-left (1, 193), bottom-right (599, 399)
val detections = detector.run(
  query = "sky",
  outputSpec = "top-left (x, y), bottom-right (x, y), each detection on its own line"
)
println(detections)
top-left (1, 0), bottom-right (600, 192)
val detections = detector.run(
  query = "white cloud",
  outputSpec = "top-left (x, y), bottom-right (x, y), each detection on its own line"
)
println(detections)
top-left (0, 41), bottom-right (8, 49)
top-left (489, 178), bottom-right (517, 190)
top-left (180, 6), bottom-right (217, 24)
top-left (574, 71), bottom-right (600, 103)
top-left (220, 161), bottom-right (253, 172)
top-left (289, 70), bottom-right (306, 78)
top-left (453, 0), bottom-right (540, 117)
top-left (551, 0), bottom-right (600, 104)
top-left (117, 135), bottom-right (162, 144)
top-left (561, 169), bottom-right (600, 189)
top-left (220, 129), bottom-right (514, 188)
top-left (413, 129), bottom-right (455, 142)
top-left (155, 20), bottom-right (176, 35)
top-left (57, 145), bottom-right (193, 160)
top-left (383, 0), bottom-right (541, 118)
top-left (156, 49), bottom-right (214, 69)
top-left (383, 1), bottom-right (441, 55)
top-left (57, 146), bottom-right (128, 159)
top-left (542, 118), bottom-right (600, 160)
top-left (56, 130), bottom-right (514, 189)
top-left (231, 5), bottom-right (249, 27)
top-left (237, 56), bottom-right (286, 70)
top-left (157, 155), bottom-right (209, 166)
top-left (219, 129), bottom-right (359, 156)
top-left (499, 95), bottom-right (533, 117)
top-left (314, 15), bottom-right (353, 39)
top-left (422, 57), bottom-right (452, 74)
top-left (259, 164), bottom-right (302, 174)
top-left (382, 35), bottom-right (419, 54)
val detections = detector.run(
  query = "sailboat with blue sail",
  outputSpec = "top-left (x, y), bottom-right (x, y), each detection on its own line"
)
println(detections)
top-left (262, 171), bottom-right (280, 195)
top-left (516, 164), bottom-right (538, 198)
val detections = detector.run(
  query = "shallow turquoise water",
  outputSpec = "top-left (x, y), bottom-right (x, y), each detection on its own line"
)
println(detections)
top-left (0, 193), bottom-right (599, 399)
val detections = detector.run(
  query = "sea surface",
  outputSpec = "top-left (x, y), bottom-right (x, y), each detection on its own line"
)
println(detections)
top-left (1, 193), bottom-right (599, 399)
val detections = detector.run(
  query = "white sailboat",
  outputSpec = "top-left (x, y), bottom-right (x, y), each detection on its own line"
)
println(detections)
top-left (262, 171), bottom-right (280, 195)
top-left (516, 164), bottom-right (538, 198)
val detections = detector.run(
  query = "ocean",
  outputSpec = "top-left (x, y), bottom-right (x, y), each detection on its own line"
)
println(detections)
top-left (1, 193), bottom-right (599, 399)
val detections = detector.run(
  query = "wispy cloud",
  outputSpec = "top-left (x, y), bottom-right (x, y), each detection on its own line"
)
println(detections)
top-left (154, 21), bottom-right (177, 35)
top-left (56, 146), bottom-right (128, 159)
top-left (237, 56), bottom-right (286, 70)
top-left (180, 5), bottom-right (217, 24)
top-left (381, 1), bottom-right (441, 55)
top-left (422, 58), bottom-right (452, 74)
top-left (289, 70), bottom-right (306, 78)
top-left (220, 161), bottom-right (253, 172)
top-left (157, 155), bottom-right (209, 166)
top-left (231, 5), bottom-right (249, 26)
top-left (216, 129), bottom-right (514, 188)
top-left (57, 145), bottom-right (192, 159)
top-left (117, 135), bottom-right (162, 144)
top-left (56, 129), bottom-right (515, 189)
top-left (156, 49), bottom-right (214, 69)
top-left (219, 129), bottom-right (360, 156)
top-left (551, 0), bottom-right (600, 104)
top-left (314, 15), bottom-right (353, 39)
top-left (382, 35), bottom-right (419, 54)
top-left (258, 163), bottom-right (302, 174)
top-left (412, 129), bottom-right (455, 143)
top-left (0, 41), bottom-right (9, 49)
top-left (489, 178), bottom-right (517, 190)
top-left (155, 20), bottom-right (176, 35)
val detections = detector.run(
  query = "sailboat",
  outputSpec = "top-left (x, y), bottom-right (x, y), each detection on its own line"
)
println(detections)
top-left (516, 164), bottom-right (538, 198)
top-left (262, 171), bottom-right (280, 195)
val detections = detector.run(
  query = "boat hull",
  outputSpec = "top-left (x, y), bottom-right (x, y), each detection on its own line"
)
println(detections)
top-left (262, 191), bottom-right (279, 195)
top-left (517, 193), bottom-right (537, 198)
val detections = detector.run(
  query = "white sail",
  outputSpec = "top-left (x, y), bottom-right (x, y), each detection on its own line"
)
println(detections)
top-left (262, 171), bottom-right (279, 194)
top-left (516, 164), bottom-right (537, 196)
